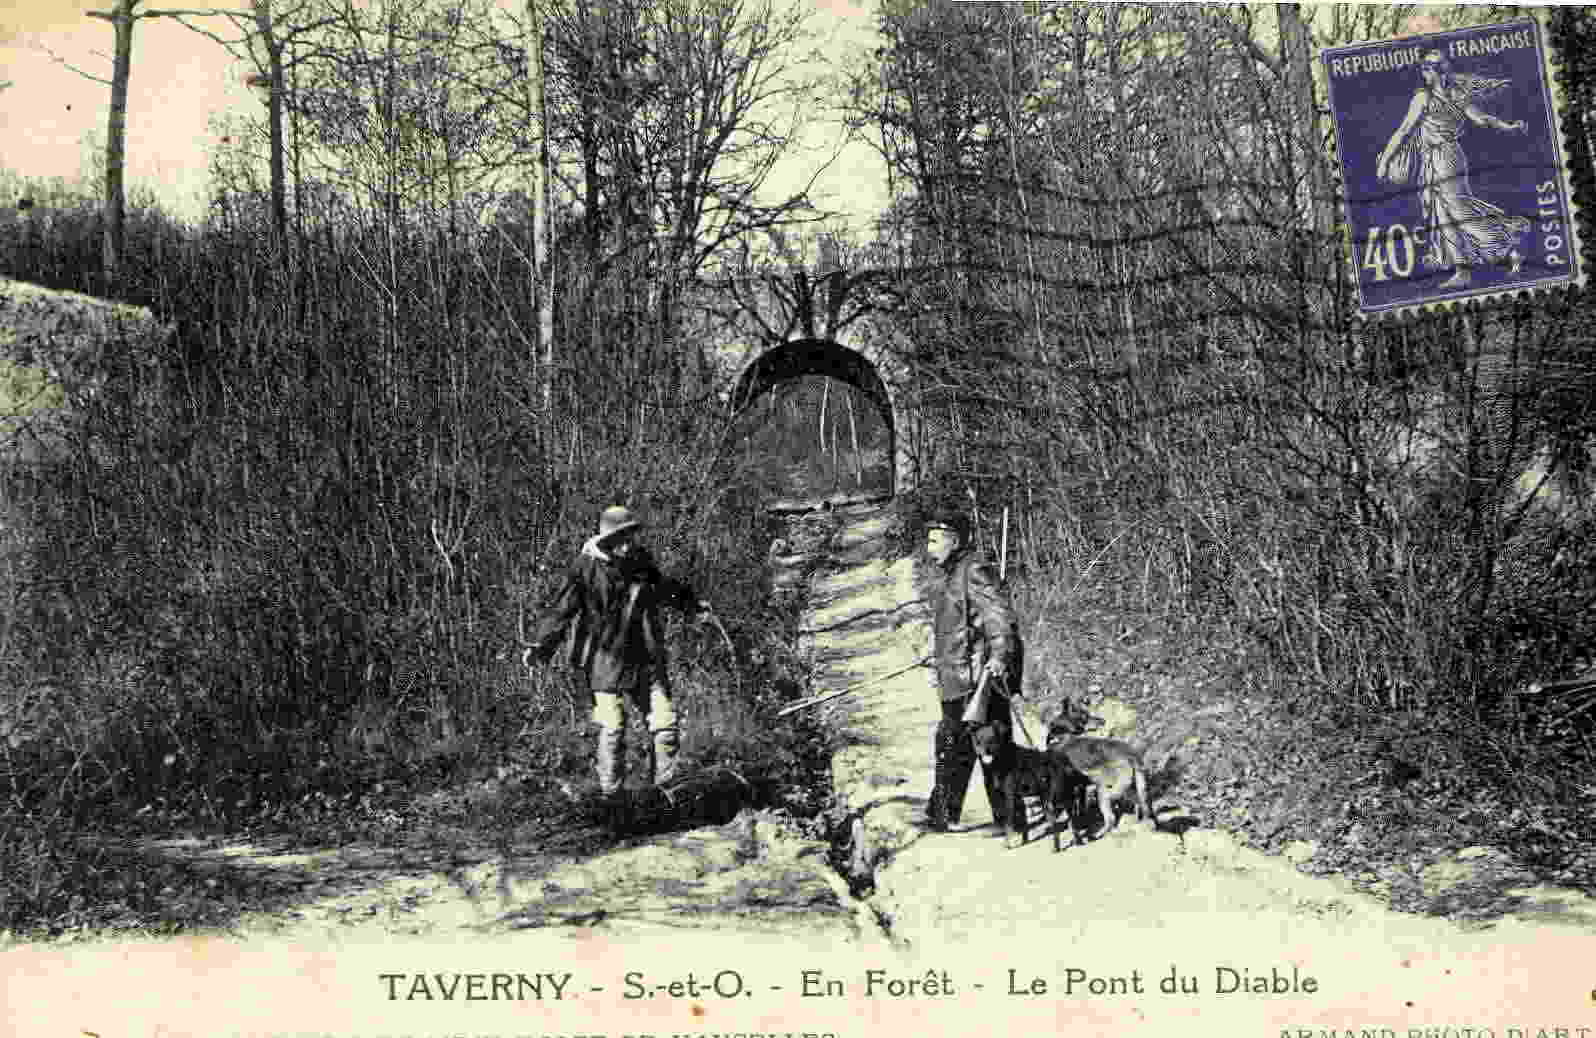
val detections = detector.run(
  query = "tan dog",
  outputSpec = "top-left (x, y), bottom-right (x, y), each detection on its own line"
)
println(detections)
top-left (1045, 701), bottom-right (1152, 840)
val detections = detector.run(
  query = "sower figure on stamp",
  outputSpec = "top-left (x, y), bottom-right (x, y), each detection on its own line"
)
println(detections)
top-left (526, 506), bottom-right (712, 797)
top-left (923, 512), bottom-right (1024, 833)
top-left (1375, 49), bottom-right (1530, 290)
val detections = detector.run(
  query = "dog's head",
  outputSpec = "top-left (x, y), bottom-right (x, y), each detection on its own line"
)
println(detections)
top-left (1046, 699), bottom-right (1103, 745)
top-left (1044, 722), bottom-right (1080, 752)
top-left (970, 719), bottom-right (1010, 765)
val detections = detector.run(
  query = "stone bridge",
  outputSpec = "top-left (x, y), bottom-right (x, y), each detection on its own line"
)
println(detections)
top-left (707, 246), bottom-right (925, 499)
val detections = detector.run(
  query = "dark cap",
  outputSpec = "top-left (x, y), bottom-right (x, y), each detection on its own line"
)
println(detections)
top-left (924, 514), bottom-right (968, 540)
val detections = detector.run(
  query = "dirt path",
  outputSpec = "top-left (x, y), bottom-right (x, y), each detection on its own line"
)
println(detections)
top-left (101, 811), bottom-right (861, 945)
top-left (804, 502), bottom-right (1596, 992)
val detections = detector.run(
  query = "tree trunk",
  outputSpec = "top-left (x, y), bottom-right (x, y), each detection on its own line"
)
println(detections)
top-left (846, 390), bottom-right (860, 487)
top-left (1278, 3), bottom-right (1331, 246)
top-left (289, 35), bottom-right (304, 245)
top-left (98, 0), bottom-right (137, 285)
top-left (1278, 1), bottom-right (1333, 342)
top-left (254, 0), bottom-right (288, 246)
top-left (527, 1), bottom-right (553, 415)
top-left (818, 377), bottom-right (829, 453)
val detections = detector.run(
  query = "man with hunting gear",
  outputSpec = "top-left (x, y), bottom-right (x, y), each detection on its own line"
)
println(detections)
top-left (924, 510), bottom-right (1024, 833)
top-left (526, 506), bottom-right (712, 796)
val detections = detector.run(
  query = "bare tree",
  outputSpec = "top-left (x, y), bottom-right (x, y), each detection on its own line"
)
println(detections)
top-left (157, 1), bottom-right (339, 245)
top-left (58, 0), bottom-right (328, 277)
top-left (1278, 3), bottom-right (1330, 246)
top-left (543, 0), bottom-right (828, 331)
top-left (526, 0), bottom-right (553, 411)
top-left (81, 0), bottom-right (138, 283)
top-left (280, 0), bottom-right (526, 226)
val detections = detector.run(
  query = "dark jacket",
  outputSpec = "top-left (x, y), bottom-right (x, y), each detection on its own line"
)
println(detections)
top-left (530, 536), bottom-right (701, 691)
top-left (931, 549), bottom-right (1020, 702)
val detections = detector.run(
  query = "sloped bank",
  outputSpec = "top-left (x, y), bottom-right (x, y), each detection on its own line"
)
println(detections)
top-left (0, 277), bottom-right (170, 406)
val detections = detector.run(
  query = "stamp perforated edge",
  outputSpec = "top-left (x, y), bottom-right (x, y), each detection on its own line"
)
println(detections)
top-left (1319, 13), bottom-right (1588, 324)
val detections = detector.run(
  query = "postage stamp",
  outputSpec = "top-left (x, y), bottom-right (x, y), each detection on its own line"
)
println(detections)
top-left (1322, 18), bottom-right (1583, 318)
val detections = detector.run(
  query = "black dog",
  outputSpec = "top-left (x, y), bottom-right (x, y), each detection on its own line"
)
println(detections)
top-left (969, 718), bottom-right (1092, 851)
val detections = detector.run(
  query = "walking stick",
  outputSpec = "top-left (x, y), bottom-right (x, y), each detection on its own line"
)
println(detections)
top-left (698, 607), bottom-right (743, 698)
top-left (1000, 505), bottom-right (1010, 584)
top-left (776, 658), bottom-right (930, 717)
top-left (701, 609), bottom-right (736, 660)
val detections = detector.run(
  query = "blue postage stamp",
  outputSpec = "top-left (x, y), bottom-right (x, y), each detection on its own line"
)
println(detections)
top-left (1322, 19), bottom-right (1582, 318)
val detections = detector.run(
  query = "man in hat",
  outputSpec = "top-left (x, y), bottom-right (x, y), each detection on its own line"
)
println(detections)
top-left (526, 506), bottom-right (711, 796)
top-left (924, 512), bottom-right (1023, 832)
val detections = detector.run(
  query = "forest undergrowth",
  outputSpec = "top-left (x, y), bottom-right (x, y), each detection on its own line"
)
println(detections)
top-left (0, 192), bottom-right (847, 940)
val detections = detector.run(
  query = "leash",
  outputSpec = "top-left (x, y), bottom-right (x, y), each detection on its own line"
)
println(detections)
top-left (966, 668), bottom-right (1041, 749)
top-left (1010, 703), bottom-right (1040, 749)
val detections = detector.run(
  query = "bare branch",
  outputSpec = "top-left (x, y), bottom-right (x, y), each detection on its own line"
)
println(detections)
top-left (40, 43), bottom-right (113, 86)
top-left (141, 6), bottom-right (253, 16)
top-left (1182, 5), bottom-right (1281, 78)
top-left (153, 11), bottom-right (253, 50)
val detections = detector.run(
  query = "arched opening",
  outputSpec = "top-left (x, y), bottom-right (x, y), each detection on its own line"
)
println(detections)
top-left (726, 338), bottom-right (897, 507)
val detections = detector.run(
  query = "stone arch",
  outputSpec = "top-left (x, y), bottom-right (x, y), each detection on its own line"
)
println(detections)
top-left (726, 336), bottom-right (917, 497)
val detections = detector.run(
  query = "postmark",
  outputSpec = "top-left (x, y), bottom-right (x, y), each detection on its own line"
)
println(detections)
top-left (1322, 18), bottom-right (1583, 318)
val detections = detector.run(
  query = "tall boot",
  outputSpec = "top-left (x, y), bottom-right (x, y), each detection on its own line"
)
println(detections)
top-left (926, 718), bottom-right (975, 831)
top-left (925, 726), bottom-right (951, 831)
top-left (650, 726), bottom-right (680, 787)
top-left (645, 676), bottom-right (680, 788)
top-left (594, 726), bottom-right (626, 795)
top-left (590, 687), bottom-right (632, 797)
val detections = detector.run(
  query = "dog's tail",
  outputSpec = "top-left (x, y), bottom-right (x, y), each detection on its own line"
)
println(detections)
top-left (1138, 705), bottom-right (1229, 774)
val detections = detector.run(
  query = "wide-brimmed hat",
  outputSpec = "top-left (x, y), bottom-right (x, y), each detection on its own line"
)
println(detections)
top-left (595, 505), bottom-right (643, 543)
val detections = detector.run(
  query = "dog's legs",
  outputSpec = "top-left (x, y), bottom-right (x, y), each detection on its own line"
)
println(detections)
top-left (1045, 772), bottom-right (1060, 852)
top-left (1055, 780), bottom-right (1084, 849)
top-left (983, 758), bottom-right (1012, 839)
top-left (1092, 787), bottom-right (1118, 840)
top-left (1048, 774), bottom-right (1084, 851)
top-left (1003, 777), bottom-right (1023, 849)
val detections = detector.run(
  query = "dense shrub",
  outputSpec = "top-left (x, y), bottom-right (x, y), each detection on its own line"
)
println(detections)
top-left (0, 178), bottom-right (845, 933)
